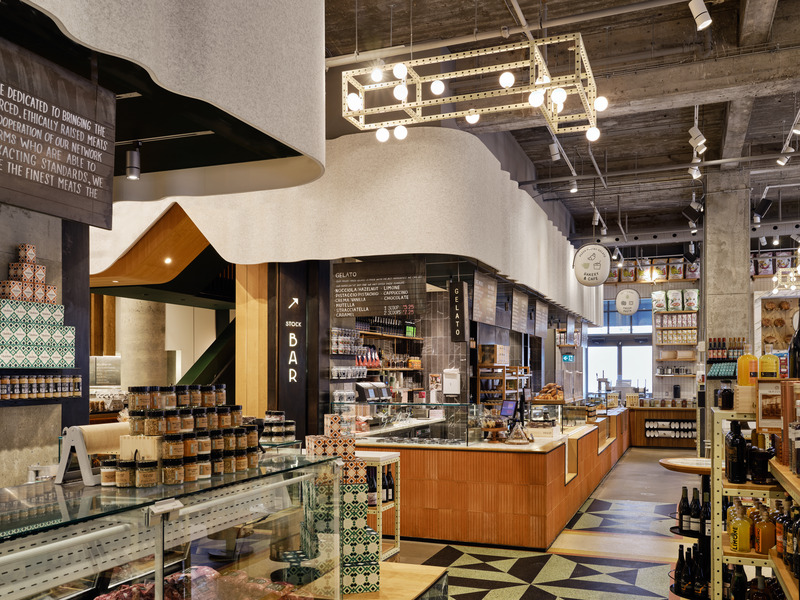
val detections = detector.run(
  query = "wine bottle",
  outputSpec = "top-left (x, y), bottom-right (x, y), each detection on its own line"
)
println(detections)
top-left (793, 507), bottom-right (800, 578)
top-left (785, 505), bottom-right (797, 567)
top-left (693, 546), bottom-right (708, 600)
top-left (679, 486), bottom-right (691, 535)
top-left (674, 544), bottom-right (685, 595)
top-left (725, 421), bottom-right (748, 484)
top-left (367, 467), bottom-right (377, 507)
top-left (749, 573), bottom-right (769, 600)
top-left (689, 488), bottom-right (702, 536)
top-left (386, 466), bottom-right (395, 502)
top-left (722, 564), bottom-right (733, 600)
top-left (730, 565), bottom-right (747, 600)
top-left (382, 467), bottom-right (389, 503)
top-left (700, 491), bottom-right (711, 566)
top-left (680, 547), bottom-right (694, 598)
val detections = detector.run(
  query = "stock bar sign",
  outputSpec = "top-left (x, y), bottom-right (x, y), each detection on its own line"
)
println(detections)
top-left (332, 259), bottom-right (426, 318)
top-left (0, 38), bottom-right (115, 228)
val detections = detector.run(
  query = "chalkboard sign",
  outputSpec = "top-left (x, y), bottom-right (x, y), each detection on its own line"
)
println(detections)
top-left (511, 290), bottom-right (528, 333)
top-left (0, 39), bottom-right (116, 229)
top-left (471, 271), bottom-right (497, 326)
top-left (91, 356), bottom-right (121, 386)
top-left (332, 259), bottom-right (426, 318)
top-left (534, 300), bottom-right (549, 338)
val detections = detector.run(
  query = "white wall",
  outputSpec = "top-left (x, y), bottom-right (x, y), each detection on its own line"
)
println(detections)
top-left (165, 304), bottom-right (217, 379)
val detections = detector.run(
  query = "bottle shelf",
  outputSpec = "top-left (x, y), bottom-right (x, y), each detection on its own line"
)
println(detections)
top-left (360, 331), bottom-right (424, 342)
top-left (769, 459), bottom-right (800, 505)
top-left (721, 478), bottom-right (784, 499)
top-left (656, 343), bottom-right (698, 347)
top-left (769, 547), bottom-right (800, 600)
top-left (721, 535), bottom-right (773, 566)
top-left (367, 367), bottom-right (422, 372)
top-left (367, 501), bottom-right (395, 514)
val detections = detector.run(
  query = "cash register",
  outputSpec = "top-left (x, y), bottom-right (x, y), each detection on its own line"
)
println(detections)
top-left (356, 382), bottom-right (391, 403)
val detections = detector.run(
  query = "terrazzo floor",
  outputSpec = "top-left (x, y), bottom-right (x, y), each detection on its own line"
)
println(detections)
top-left (397, 447), bottom-right (699, 600)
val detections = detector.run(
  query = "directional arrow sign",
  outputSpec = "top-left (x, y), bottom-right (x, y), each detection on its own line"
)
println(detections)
top-left (288, 297), bottom-right (299, 309)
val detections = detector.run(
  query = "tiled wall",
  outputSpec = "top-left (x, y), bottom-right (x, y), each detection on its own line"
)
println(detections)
top-left (421, 291), bottom-right (468, 400)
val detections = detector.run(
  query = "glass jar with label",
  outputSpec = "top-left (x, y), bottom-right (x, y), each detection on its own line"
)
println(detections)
top-left (100, 460), bottom-right (117, 487)
top-left (234, 448), bottom-right (248, 472)
top-left (179, 408), bottom-right (194, 432)
top-left (200, 385), bottom-right (216, 407)
top-left (183, 456), bottom-right (199, 482)
top-left (189, 385), bottom-right (202, 407)
top-left (193, 407), bottom-right (208, 431)
top-left (215, 383), bottom-right (227, 406)
top-left (211, 449), bottom-right (224, 476)
top-left (231, 405), bottom-right (243, 427)
top-left (207, 407), bottom-right (219, 430)
top-left (116, 460), bottom-right (135, 488)
top-left (10, 375), bottom-right (20, 399)
top-left (245, 424), bottom-right (258, 447)
top-left (176, 385), bottom-right (190, 407)
top-left (283, 421), bottom-right (296, 442)
top-left (197, 432), bottom-right (212, 454)
top-left (162, 458), bottom-right (184, 485)
top-left (129, 410), bottom-right (147, 436)
top-left (271, 422), bottom-right (285, 443)
top-left (210, 429), bottom-right (224, 451)
top-left (234, 427), bottom-right (248, 450)
top-left (131, 386), bottom-right (150, 410)
top-left (197, 454), bottom-right (212, 479)
top-left (162, 433), bottom-right (184, 459)
top-left (145, 410), bottom-right (166, 436)
top-left (222, 428), bottom-right (236, 451)
top-left (183, 432), bottom-right (198, 457)
top-left (164, 409), bottom-right (181, 434)
top-left (45, 375), bottom-right (54, 398)
top-left (0, 375), bottom-right (9, 400)
top-left (135, 461), bottom-right (159, 488)
top-left (160, 386), bottom-right (177, 409)
top-left (217, 406), bottom-right (232, 428)
top-left (247, 447), bottom-right (259, 469)
top-left (36, 374), bottom-right (46, 398)
top-left (73, 375), bottom-right (82, 397)
top-left (53, 376), bottom-right (62, 397)
top-left (150, 386), bottom-right (164, 410)
top-left (223, 450), bottom-right (236, 474)
top-left (264, 410), bottom-right (285, 423)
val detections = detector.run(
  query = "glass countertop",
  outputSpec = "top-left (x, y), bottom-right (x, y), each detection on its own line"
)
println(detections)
top-left (331, 401), bottom-right (473, 407)
top-left (0, 454), bottom-right (335, 543)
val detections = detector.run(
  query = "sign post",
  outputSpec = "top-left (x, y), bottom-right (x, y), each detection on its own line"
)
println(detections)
top-left (450, 281), bottom-right (468, 342)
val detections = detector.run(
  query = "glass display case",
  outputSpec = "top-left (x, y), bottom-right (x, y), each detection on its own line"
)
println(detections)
top-left (1, 455), bottom-right (339, 600)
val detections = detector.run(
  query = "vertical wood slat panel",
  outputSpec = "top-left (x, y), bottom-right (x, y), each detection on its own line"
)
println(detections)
top-left (236, 263), bottom-right (271, 417)
top-left (90, 293), bottom-right (103, 356)
top-left (102, 295), bottom-right (116, 356)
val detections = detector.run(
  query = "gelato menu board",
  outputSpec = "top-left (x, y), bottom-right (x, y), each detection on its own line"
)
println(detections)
top-left (472, 271), bottom-right (497, 326)
top-left (333, 259), bottom-right (426, 318)
top-left (511, 289), bottom-right (528, 333)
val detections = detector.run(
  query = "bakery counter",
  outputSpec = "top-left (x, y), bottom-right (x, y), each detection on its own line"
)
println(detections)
top-left (359, 408), bottom-right (630, 549)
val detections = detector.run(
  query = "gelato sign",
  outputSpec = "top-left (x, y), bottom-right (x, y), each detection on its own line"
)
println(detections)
top-left (573, 244), bottom-right (611, 287)
top-left (615, 289), bottom-right (640, 316)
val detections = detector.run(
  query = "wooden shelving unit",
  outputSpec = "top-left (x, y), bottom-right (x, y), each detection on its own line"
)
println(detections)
top-left (476, 365), bottom-right (531, 406)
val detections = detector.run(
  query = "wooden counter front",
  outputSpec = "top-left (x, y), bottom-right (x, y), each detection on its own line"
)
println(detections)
top-left (629, 406), bottom-right (696, 448)
top-left (359, 408), bottom-right (629, 550)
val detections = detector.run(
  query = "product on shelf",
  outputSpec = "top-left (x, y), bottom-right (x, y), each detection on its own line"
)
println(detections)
top-left (725, 420), bottom-right (748, 484)
top-left (535, 383), bottom-right (563, 401)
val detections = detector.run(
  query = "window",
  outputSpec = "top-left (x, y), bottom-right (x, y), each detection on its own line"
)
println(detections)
top-left (587, 346), bottom-right (619, 383)
top-left (621, 345), bottom-right (653, 391)
top-left (589, 299), bottom-right (652, 335)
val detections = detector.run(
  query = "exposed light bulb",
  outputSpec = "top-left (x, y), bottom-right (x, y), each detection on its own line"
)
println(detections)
top-left (594, 96), bottom-right (608, 112)
top-left (370, 67), bottom-right (383, 82)
top-left (617, 259), bottom-right (624, 268)
top-left (392, 63), bottom-right (407, 79)
top-left (569, 180), bottom-right (578, 193)
top-left (465, 112), bottom-right (480, 124)
top-left (499, 71), bottom-right (515, 89)
top-left (164, 257), bottom-right (172, 264)
top-left (393, 125), bottom-right (408, 140)
top-left (346, 93), bottom-right (363, 111)
top-left (586, 127), bottom-right (600, 142)
top-left (774, 287), bottom-right (780, 294)
top-left (551, 87), bottom-right (567, 104)
top-left (535, 74), bottom-right (551, 85)
top-left (773, 236), bottom-right (780, 246)
top-left (393, 84), bottom-right (408, 101)
top-left (555, 102), bottom-right (564, 114)
top-left (528, 90), bottom-right (545, 108)
top-left (375, 127), bottom-right (390, 143)
top-left (773, 275), bottom-right (779, 282)
top-left (430, 79), bottom-right (445, 95)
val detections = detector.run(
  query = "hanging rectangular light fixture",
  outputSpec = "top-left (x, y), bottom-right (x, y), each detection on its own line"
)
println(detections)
top-left (341, 34), bottom-right (604, 139)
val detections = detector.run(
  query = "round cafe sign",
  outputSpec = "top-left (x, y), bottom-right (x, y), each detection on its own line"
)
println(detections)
top-left (616, 289), bottom-right (640, 316)
top-left (573, 244), bottom-right (611, 287)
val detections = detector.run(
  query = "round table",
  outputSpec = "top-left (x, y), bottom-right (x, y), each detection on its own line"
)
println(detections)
top-left (658, 457), bottom-right (711, 476)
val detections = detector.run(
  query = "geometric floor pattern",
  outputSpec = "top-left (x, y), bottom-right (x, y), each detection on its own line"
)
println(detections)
top-left (423, 544), bottom-right (672, 600)
top-left (565, 498), bottom-right (678, 538)
top-left (425, 546), bottom-right (672, 600)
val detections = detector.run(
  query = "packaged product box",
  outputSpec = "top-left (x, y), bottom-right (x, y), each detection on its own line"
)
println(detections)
top-left (686, 261), bottom-right (700, 280)
top-left (683, 289), bottom-right (700, 312)
top-left (18, 243), bottom-right (36, 264)
top-left (323, 414), bottom-right (342, 438)
top-left (341, 458), bottom-right (367, 485)
top-left (668, 258), bottom-right (684, 280)
top-left (20, 282), bottom-right (34, 302)
top-left (776, 251), bottom-right (793, 270)
top-left (44, 285), bottom-right (57, 304)
top-left (0, 280), bottom-right (23, 300)
top-left (757, 252), bottom-right (774, 276)
top-left (0, 322), bottom-right (26, 344)
top-left (666, 289), bottom-right (683, 311)
top-left (636, 258), bottom-right (651, 282)
top-left (651, 258), bottom-right (668, 281)
top-left (606, 267), bottom-right (619, 283)
top-left (651, 291), bottom-right (667, 312)
top-left (8, 262), bottom-right (35, 282)
top-left (0, 345), bottom-right (15, 367)
top-left (620, 260), bottom-right (636, 282)
top-left (34, 264), bottom-right (46, 285)
top-left (32, 284), bottom-right (46, 303)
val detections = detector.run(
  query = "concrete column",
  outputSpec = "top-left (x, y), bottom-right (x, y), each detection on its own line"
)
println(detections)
top-left (117, 298), bottom-right (167, 389)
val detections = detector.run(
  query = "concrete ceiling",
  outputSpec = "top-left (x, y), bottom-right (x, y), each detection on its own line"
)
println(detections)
top-left (325, 0), bottom-right (800, 247)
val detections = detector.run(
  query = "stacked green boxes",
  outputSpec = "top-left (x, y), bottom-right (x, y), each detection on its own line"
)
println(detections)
top-left (0, 300), bottom-right (74, 367)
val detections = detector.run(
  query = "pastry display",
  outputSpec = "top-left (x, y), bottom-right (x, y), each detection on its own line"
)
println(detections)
top-left (535, 383), bottom-right (564, 401)
top-left (760, 297), bottom-right (799, 353)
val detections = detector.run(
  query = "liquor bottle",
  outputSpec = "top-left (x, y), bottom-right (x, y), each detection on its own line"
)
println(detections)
top-left (749, 573), bottom-right (769, 600)
top-left (727, 498), bottom-right (741, 533)
top-left (730, 565), bottom-right (747, 600)
top-left (689, 488), bottom-right (702, 536)
top-left (738, 343), bottom-right (758, 386)
top-left (386, 465), bottom-right (395, 502)
top-left (367, 467), bottom-right (377, 507)
top-left (721, 338), bottom-right (727, 361)
top-left (776, 501), bottom-right (787, 559)
top-left (793, 508), bottom-right (800, 578)
top-left (680, 547), bottom-right (694, 598)
top-left (693, 546), bottom-right (708, 600)
top-left (722, 564), bottom-right (733, 600)
top-left (785, 505), bottom-right (797, 567)
top-left (679, 486), bottom-right (692, 535)
top-left (755, 509), bottom-right (775, 554)
top-left (790, 323), bottom-right (800, 379)
top-left (725, 421), bottom-right (748, 484)
top-left (730, 506), bottom-right (751, 553)
top-left (760, 349), bottom-right (779, 379)
top-left (674, 544), bottom-right (685, 594)
top-left (700, 491), bottom-right (711, 565)
top-left (382, 467), bottom-right (389, 503)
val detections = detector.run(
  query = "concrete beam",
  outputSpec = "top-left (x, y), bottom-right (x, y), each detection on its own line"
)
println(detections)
top-left (720, 97), bottom-right (755, 169)
top-left (739, 0), bottom-right (779, 46)
top-left (470, 45), bottom-right (800, 133)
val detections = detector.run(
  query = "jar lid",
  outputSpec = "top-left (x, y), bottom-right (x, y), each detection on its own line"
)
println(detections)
top-left (244, 424), bottom-right (257, 432)
top-left (101, 459), bottom-right (118, 467)
top-left (193, 407), bottom-right (207, 415)
top-left (184, 455), bottom-right (198, 464)
top-left (283, 420), bottom-right (295, 426)
top-left (147, 409), bottom-right (165, 417)
top-left (163, 458), bottom-right (183, 467)
top-left (205, 406), bottom-right (217, 413)
top-left (222, 428), bottom-right (235, 434)
top-left (217, 383), bottom-right (226, 390)
top-left (231, 405), bottom-right (243, 412)
top-left (164, 409), bottom-right (179, 416)
top-left (138, 460), bottom-right (158, 469)
top-left (234, 448), bottom-right (246, 456)
top-left (217, 407), bottom-right (230, 414)
top-left (223, 450), bottom-right (235, 457)
top-left (117, 460), bottom-right (136, 468)
top-left (179, 408), bottom-right (193, 415)
top-left (201, 385), bottom-right (215, 391)
top-left (234, 427), bottom-right (246, 435)
top-left (189, 384), bottom-right (201, 390)
top-left (159, 386), bottom-right (175, 392)
top-left (175, 385), bottom-right (188, 392)
top-left (196, 432), bottom-right (210, 439)
top-left (183, 432), bottom-right (196, 439)
top-left (210, 430), bottom-right (222, 437)
top-left (129, 409), bottom-right (146, 417)
top-left (164, 433), bottom-right (183, 441)
top-left (198, 451), bottom-right (211, 458)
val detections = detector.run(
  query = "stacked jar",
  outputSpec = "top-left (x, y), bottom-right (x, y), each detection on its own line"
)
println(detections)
top-left (0, 374), bottom-right (82, 401)
top-left (263, 411), bottom-right (295, 442)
